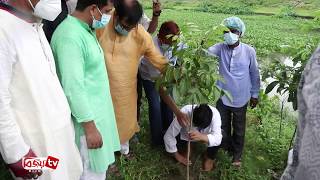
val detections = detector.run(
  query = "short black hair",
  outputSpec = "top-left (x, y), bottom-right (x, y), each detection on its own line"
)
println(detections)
top-left (76, 0), bottom-right (108, 11)
top-left (193, 104), bottom-right (212, 130)
top-left (114, 0), bottom-right (143, 26)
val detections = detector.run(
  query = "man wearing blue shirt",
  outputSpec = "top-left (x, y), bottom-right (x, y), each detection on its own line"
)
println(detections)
top-left (208, 17), bottom-right (261, 167)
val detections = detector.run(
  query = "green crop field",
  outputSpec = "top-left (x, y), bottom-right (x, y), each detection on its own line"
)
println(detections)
top-left (104, 8), bottom-right (319, 180)
top-left (151, 9), bottom-right (319, 58)
top-left (142, 0), bottom-right (320, 17)
top-left (1, 1), bottom-right (319, 180)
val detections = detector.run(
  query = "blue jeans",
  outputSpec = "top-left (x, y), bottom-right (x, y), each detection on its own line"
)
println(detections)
top-left (142, 79), bottom-right (173, 145)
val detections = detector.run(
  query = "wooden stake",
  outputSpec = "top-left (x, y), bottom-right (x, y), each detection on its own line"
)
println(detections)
top-left (187, 141), bottom-right (191, 180)
top-left (187, 104), bottom-right (195, 180)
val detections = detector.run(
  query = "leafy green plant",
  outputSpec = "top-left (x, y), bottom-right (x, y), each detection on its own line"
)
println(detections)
top-left (156, 23), bottom-right (231, 106)
top-left (198, 1), bottom-right (254, 15)
top-left (250, 91), bottom-right (275, 124)
top-left (276, 6), bottom-right (297, 18)
top-left (301, 10), bottom-right (320, 32)
top-left (262, 42), bottom-right (317, 110)
top-left (155, 22), bottom-right (231, 180)
top-left (197, 0), bottom-right (212, 12)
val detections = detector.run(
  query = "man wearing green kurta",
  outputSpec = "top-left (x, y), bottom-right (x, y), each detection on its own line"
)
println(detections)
top-left (51, 0), bottom-right (119, 179)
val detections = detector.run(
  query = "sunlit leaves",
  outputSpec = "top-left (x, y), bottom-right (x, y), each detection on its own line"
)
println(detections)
top-left (156, 23), bottom-right (230, 105)
top-left (263, 42), bottom-right (317, 110)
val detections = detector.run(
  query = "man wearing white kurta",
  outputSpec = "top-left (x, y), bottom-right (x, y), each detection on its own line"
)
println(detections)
top-left (0, 1), bottom-right (82, 179)
top-left (164, 104), bottom-right (222, 171)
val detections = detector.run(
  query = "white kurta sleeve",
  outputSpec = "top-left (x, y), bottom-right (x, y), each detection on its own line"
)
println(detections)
top-left (164, 118), bottom-right (182, 153)
top-left (164, 105), bottom-right (193, 153)
top-left (139, 13), bottom-right (151, 30)
top-left (0, 32), bottom-right (30, 164)
top-left (207, 107), bottom-right (222, 147)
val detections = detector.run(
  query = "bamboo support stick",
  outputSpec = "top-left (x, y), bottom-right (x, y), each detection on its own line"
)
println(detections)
top-left (187, 104), bottom-right (195, 180)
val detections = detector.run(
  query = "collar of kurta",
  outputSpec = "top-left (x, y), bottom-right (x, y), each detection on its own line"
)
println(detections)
top-left (0, 2), bottom-right (35, 22)
top-left (67, 15), bottom-right (94, 33)
top-left (226, 42), bottom-right (242, 50)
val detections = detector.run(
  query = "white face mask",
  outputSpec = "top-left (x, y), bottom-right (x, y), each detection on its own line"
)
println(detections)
top-left (66, 0), bottom-right (77, 14)
top-left (27, 0), bottom-right (62, 21)
top-left (224, 32), bottom-right (239, 45)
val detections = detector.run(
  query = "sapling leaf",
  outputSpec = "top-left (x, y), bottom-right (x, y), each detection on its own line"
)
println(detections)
top-left (265, 81), bottom-right (279, 94)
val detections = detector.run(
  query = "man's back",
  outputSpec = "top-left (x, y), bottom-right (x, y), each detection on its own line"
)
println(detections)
top-left (281, 47), bottom-right (320, 180)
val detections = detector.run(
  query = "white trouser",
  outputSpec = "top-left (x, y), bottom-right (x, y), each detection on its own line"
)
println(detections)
top-left (120, 141), bottom-right (130, 155)
top-left (80, 136), bottom-right (106, 180)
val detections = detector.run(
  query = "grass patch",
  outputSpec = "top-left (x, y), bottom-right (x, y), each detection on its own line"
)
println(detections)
top-left (107, 93), bottom-right (295, 179)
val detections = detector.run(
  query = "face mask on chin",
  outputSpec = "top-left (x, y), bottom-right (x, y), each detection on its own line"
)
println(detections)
top-left (160, 43), bottom-right (170, 51)
top-left (27, 0), bottom-right (61, 21)
top-left (114, 23), bottom-right (129, 36)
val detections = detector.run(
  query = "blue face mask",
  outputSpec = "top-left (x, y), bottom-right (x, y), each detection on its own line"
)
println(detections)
top-left (160, 44), bottom-right (170, 51)
top-left (224, 32), bottom-right (239, 45)
top-left (92, 8), bottom-right (110, 29)
top-left (115, 23), bottom-right (129, 36)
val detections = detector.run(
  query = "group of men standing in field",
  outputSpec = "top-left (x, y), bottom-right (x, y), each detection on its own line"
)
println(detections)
top-left (0, 0), bottom-right (319, 179)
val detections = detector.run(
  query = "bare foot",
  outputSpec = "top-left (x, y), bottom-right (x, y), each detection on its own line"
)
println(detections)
top-left (232, 160), bottom-right (242, 168)
top-left (202, 155), bottom-right (215, 172)
top-left (122, 152), bottom-right (135, 161)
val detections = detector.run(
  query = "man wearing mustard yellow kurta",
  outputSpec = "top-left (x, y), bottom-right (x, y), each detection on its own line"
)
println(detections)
top-left (98, 0), bottom-right (168, 155)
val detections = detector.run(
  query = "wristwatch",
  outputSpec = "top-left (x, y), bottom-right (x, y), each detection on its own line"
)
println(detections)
top-left (153, 10), bottom-right (162, 17)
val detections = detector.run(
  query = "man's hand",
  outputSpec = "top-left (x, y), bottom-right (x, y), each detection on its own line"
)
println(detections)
top-left (173, 152), bottom-right (191, 166)
top-left (82, 121), bottom-right (103, 149)
top-left (8, 149), bottom-right (43, 179)
top-left (189, 130), bottom-right (209, 144)
top-left (152, 1), bottom-right (162, 16)
top-left (176, 111), bottom-right (190, 127)
top-left (250, 97), bottom-right (259, 109)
